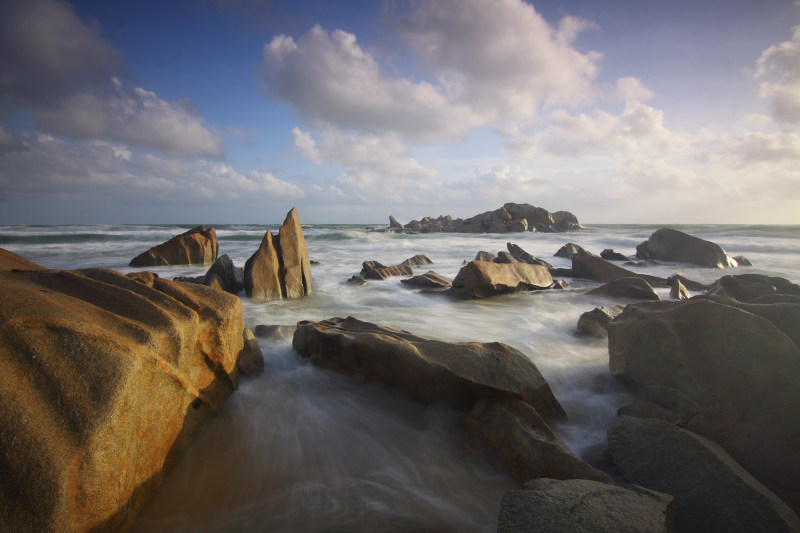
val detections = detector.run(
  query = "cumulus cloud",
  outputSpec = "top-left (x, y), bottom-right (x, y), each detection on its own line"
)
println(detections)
top-left (755, 26), bottom-right (800, 124)
top-left (724, 131), bottom-right (800, 167)
top-left (0, 0), bottom-right (223, 158)
top-left (614, 76), bottom-right (655, 102)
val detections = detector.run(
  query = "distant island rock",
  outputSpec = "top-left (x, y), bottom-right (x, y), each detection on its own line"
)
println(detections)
top-left (381, 203), bottom-right (581, 234)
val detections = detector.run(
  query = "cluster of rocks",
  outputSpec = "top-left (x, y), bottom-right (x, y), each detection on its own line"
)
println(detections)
top-left (379, 203), bottom-right (581, 234)
top-left (129, 208), bottom-right (313, 303)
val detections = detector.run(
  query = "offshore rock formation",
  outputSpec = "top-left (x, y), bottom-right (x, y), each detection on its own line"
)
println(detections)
top-left (636, 228), bottom-right (737, 268)
top-left (130, 226), bottom-right (218, 267)
top-left (244, 208), bottom-right (312, 302)
top-left (0, 250), bottom-right (246, 532)
top-left (399, 203), bottom-right (581, 234)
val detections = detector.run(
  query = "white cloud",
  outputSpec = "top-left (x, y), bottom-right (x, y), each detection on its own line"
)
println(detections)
top-left (724, 131), bottom-right (800, 166)
top-left (755, 26), bottom-right (800, 124)
top-left (614, 76), bottom-right (655, 102)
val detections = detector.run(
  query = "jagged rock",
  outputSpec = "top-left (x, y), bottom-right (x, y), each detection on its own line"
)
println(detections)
top-left (553, 243), bottom-right (591, 258)
top-left (201, 254), bottom-right (244, 294)
top-left (497, 478), bottom-right (674, 533)
top-left (400, 271), bottom-right (453, 289)
top-left (493, 251), bottom-right (517, 264)
top-left (600, 248), bottom-right (630, 261)
top-left (669, 278), bottom-right (690, 300)
top-left (447, 260), bottom-right (554, 300)
top-left (708, 274), bottom-right (800, 302)
top-left (460, 399), bottom-right (609, 483)
top-left (734, 255), bottom-right (753, 266)
top-left (389, 215), bottom-right (403, 229)
top-left (126, 271), bottom-right (159, 283)
top-left (587, 277), bottom-right (660, 301)
top-left (635, 228), bottom-right (737, 268)
top-left (0, 248), bottom-right (46, 271)
top-left (238, 328), bottom-right (264, 376)
top-left (0, 265), bottom-right (245, 532)
top-left (552, 280), bottom-right (567, 289)
top-left (551, 211), bottom-right (582, 232)
top-left (399, 254), bottom-right (433, 267)
top-left (576, 306), bottom-right (621, 338)
top-left (507, 243), bottom-right (552, 268)
top-left (346, 275), bottom-right (367, 286)
top-left (475, 251), bottom-right (496, 262)
top-left (129, 226), bottom-right (218, 267)
top-left (572, 251), bottom-right (665, 285)
top-left (361, 263), bottom-right (413, 280)
top-left (402, 203), bottom-right (580, 234)
top-left (608, 298), bottom-right (800, 513)
top-left (292, 316), bottom-right (567, 420)
top-left (253, 324), bottom-right (297, 340)
top-left (244, 208), bottom-right (312, 302)
top-left (608, 416), bottom-right (800, 533)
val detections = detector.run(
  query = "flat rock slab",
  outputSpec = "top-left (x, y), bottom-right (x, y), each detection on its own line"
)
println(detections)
top-left (292, 316), bottom-right (566, 421)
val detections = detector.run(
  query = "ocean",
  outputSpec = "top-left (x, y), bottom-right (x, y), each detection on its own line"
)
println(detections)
top-left (2, 223), bottom-right (799, 532)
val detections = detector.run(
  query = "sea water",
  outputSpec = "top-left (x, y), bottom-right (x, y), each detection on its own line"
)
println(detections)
top-left (2, 223), bottom-right (799, 532)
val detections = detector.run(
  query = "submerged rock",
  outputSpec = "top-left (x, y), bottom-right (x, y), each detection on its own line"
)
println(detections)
top-left (447, 260), bottom-right (553, 299)
top-left (238, 328), bottom-right (264, 376)
top-left (130, 225), bottom-right (218, 267)
top-left (506, 243), bottom-right (552, 268)
top-left (497, 478), bottom-right (674, 533)
top-left (292, 316), bottom-right (567, 420)
top-left (400, 271), bottom-right (453, 289)
top-left (635, 227), bottom-right (737, 268)
top-left (587, 277), bottom-right (660, 301)
top-left (0, 262), bottom-right (245, 532)
top-left (576, 306), bottom-right (622, 338)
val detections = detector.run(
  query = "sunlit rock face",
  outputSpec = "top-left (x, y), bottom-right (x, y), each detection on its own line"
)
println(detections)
top-left (0, 254), bottom-right (245, 532)
top-left (130, 226), bottom-right (218, 267)
top-left (635, 227), bottom-right (737, 268)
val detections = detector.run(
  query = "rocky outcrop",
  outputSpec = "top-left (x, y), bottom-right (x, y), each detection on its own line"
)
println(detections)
top-left (389, 215), bottom-right (403, 230)
top-left (608, 416), bottom-right (800, 533)
top-left (399, 254), bottom-right (433, 267)
top-left (129, 226), bottom-right (218, 267)
top-left (0, 264), bottom-right (246, 532)
top-left (202, 254), bottom-right (244, 294)
top-left (292, 316), bottom-right (566, 420)
top-left (460, 399), bottom-right (609, 483)
top-left (0, 248), bottom-right (46, 271)
top-left (447, 260), bottom-right (553, 300)
top-left (244, 208), bottom-right (312, 302)
top-left (572, 251), bottom-right (666, 286)
top-left (576, 306), bottom-right (622, 338)
top-left (497, 478), bottom-right (674, 533)
top-left (608, 297), bottom-right (800, 513)
top-left (506, 243), bottom-right (552, 268)
top-left (494, 251), bottom-right (516, 264)
top-left (553, 243), bottom-right (591, 258)
top-left (400, 271), bottom-right (453, 289)
top-left (708, 274), bottom-right (800, 302)
top-left (635, 228), bottom-right (737, 268)
top-left (586, 277), bottom-right (660, 301)
top-left (402, 203), bottom-right (581, 234)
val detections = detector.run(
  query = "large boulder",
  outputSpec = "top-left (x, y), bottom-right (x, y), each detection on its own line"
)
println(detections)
top-left (0, 248), bottom-right (45, 271)
top-left (553, 243), bottom-right (591, 258)
top-left (497, 478), bottom-right (674, 533)
top-left (506, 243), bottom-right (552, 268)
top-left (586, 277), bottom-right (660, 301)
top-left (244, 208), bottom-right (312, 302)
top-left (129, 226), bottom-right (218, 267)
top-left (292, 316), bottom-right (567, 421)
top-left (447, 260), bottom-right (553, 299)
top-left (460, 399), bottom-right (609, 482)
top-left (402, 203), bottom-right (581, 233)
top-left (0, 265), bottom-right (245, 532)
top-left (608, 297), bottom-right (800, 513)
top-left (608, 416), bottom-right (800, 533)
top-left (635, 228), bottom-right (737, 268)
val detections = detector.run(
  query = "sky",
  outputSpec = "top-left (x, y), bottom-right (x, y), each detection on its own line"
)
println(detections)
top-left (0, 0), bottom-right (799, 225)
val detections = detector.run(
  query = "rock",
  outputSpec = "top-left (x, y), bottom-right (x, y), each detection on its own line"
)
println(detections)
top-left (238, 328), bottom-right (264, 376)
top-left (608, 298), bottom-right (800, 513)
top-left (244, 208), bottom-right (313, 302)
top-left (587, 277), bottom-right (660, 301)
top-left (361, 262), bottom-right (413, 280)
top-left (0, 266), bottom-right (245, 532)
top-left (553, 243), bottom-right (591, 258)
top-left (572, 251), bottom-right (665, 286)
top-left (494, 251), bottom-right (517, 264)
top-left (576, 306), bottom-right (621, 338)
top-left (129, 226), bottom-right (218, 267)
top-left (635, 228), bottom-right (737, 268)
top-left (202, 254), bottom-right (244, 294)
top-left (447, 260), bottom-right (554, 300)
top-left (253, 324), bottom-right (297, 340)
top-left (617, 401), bottom-right (682, 425)
top-left (389, 215), bottom-right (403, 229)
top-left (172, 275), bottom-right (204, 284)
top-left (600, 248), bottom-right (630, 261)
top-left (0, 248), bottom-right (45, 271)
top-left (509, 219), bottom-right (528, 232)
top-left (475, 251), bottom-right (496, 262)
top-left (507, 243), bottom-right (553, 268)
top-left (551, 211), bottom-right (582, 232)
top-left (552, 280), bottom-right (567, 290)
top-left (402, 203), bottom-right (580, 234)
top-left (708, 274), bottom-right (800, 302)
top-left (608, 416), bottom-right (800, 533)
top-left (292, 316), bottom-right (567, 420)
top-left (548, 267), bottom-right (574, 278)
top-left (400, 271), bottom-right (453, 289)
top-left (734, 255), bottom-right (753, 266)
top-left (399, 254), bottom-right (433, 267)
top-left (346, 275), bottom-right (367, 286)
top-left (126, 271), bottom-right (159, 283)
top-left (666, 273), bottom-right (708, 291)
top-left (669, 278), bottom-right (689, 300)
top-left (497, 478), bottom-right (674, 533)
top-left (460, 399), bottom-right (609, 482)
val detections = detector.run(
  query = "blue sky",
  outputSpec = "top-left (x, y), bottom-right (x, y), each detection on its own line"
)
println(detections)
top-left (1, 0), bottom-right (798, 224)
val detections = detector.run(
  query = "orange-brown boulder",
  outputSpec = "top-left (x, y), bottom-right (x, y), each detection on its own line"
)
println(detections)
top-left (129, 226), bottom-right (218, 267)
top-left (0, 248), bottom-right (45, 271)
top-left (447, 260), bottom-right (553, 299)
top-left (0, 266), bottom-right (245, 532)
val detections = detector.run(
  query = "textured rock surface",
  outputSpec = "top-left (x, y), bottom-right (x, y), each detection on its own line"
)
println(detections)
top-left (360, 262), bottom-right (414, 280)
top-left (400, 271), bottom-right (453, 289)
top-left (292, 316), bottom-right (566, 420)
top-left (244, 230), bottom-right (282, 302)
top-left (201, 254), bottom-right (244, 294)
top-left (586, 277), bottom-right (660, 301)
top-left (497, 478), bottom-right (674, 533)
top-left (608, 416), bottom-right (800, 533)
top-left (0, 248), bottom-right (46, 271)
top-left (399, 254), bottom-right (433, 267)
top-left (576, 306), bottom-right (621, 338)
top-left (0, 266), bottom-right (245, 532)
top-left (447, 260), bottom-right (553, 299)
top-left (635, 227), bottom-right (737, 268)
top-left (572, 251), bottom-right (665, 285)
top-left (506, 243), bottom-right (552, 268)
top-left (238, 327), bottom-right (264, 376)
top-left (460, 399), bottom-right (609, 482)
top-left (608, 298), bottom-right (800, 513)
top-left (129, 226), bottom-right (218, 267)
top-left (553, 243), bottom-right (591, 258)
top-left (708, 274), bottom-right (800, 302)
